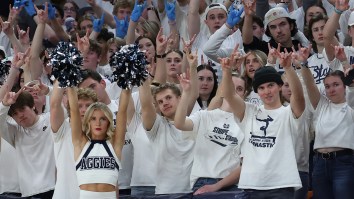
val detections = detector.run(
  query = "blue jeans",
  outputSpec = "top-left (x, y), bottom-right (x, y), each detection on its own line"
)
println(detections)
top-left (245, 188), bottom-right (294, 199)
top-left (130, 186), bottom-right (155, 196)
top-left (192, 178), bottom-right (239, 192)
top-left (294, 171), bottom-right (309, 199)
top-left (312, 154), bottom-right (354, 199)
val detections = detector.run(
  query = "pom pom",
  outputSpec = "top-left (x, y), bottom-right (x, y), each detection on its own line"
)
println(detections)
top-left (109, 44), bottom-right (148, 89)
top-left (0, 60), bottom-right (11, 85)
top-left (49, 41), bottom-right (83, 87)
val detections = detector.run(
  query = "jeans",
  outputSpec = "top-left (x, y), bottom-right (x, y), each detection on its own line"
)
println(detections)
top-left (245, 188), bottom-right (294, 199)
top-left (294, 171), bottom-right (309, 199)
top-left (0, 190), bottom-right (53, 199)
top-left (130, 186), bottom-right (155, 196)
top-left (312, 154), bottom-right (354, 199)
top-left (192, 177), bottom-right (239, 192)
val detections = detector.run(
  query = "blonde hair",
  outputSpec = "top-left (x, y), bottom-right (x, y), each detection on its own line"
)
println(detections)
top-left (242, 50), bottom-right (267, 97)
top-left (82, 102), bottom-right (115, 140)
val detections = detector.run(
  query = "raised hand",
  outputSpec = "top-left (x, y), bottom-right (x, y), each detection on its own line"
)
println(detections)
top-left (156, 28), bottom-right (170, 55)
top-left (24, 79), bottom-right (49, 96)
top-left (181, 34), bottom-right (196, 54)
top-left (226, 6), bottom-right (244, 29)
top-left (294, 44), bottom-right (312, 63)
top-left (35, 3), bottom-right (49, 24)
top-left (2, 87), bottom-right (25, 106)
top-left (277, 49), bottom-right (293, 69)
top-left (186, 50), bottom-right (198, 69)
top-left (77, 31), bottom-right (90, 55)
top-left (242, 0), bottom-right (255, 15)
top-left (91, 13), bottom-right (105, 33)
top-left (165, 0), bottom-right (176, 21)
top-left (86, 0), bottom-right (97, 7)
top-left (131, 0), bottom-right (147, 22)
top-left (17, 26), bottom-right (30, 46)
top-left (230, 44), bottom-right (250, 72)
top-left (335, 0), bottom-right (349, 12)
top-left (267, 43), bottom-right (280, 64)
top-left (114, 15), bottom-right (129, 38)
top-left (334, 45), bottom-right (347, 62)
top-left (0, 18), bottom-right (14, 36)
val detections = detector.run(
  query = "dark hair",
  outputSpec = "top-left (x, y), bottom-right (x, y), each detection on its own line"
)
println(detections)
top-left (8, 91), bottom-right (37, 116)
top-left (324, 70), bottom-right (345, 85)
top-left (304, 3), bottom-right (326, 26)
top-left (135, 35), bottom-right (156, 50)
top-left (238, 14), bottom-right (264, 33)
top-left (97, 28), bottom-right (115, 42)
top-left (0, 49), bottom-right (5, 60)
top-left (196, 64), bottom-right (218, 108)
top-left (265, 17), bottom-right (298, 38)
top-left (307, 13), bottom-right (328, 53)
top-left (89, 39), bottom-right (102, 57)
top-left (166, 49), bottom-right (183, 58)
top-left (79, 69), bottom-right (103, 86)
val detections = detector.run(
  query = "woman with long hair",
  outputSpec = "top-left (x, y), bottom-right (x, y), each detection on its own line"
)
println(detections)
top-left (67, 86), bottom-right (131, 199)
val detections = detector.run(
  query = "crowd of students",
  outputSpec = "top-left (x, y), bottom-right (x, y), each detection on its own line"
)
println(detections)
top-left (0, 0), bottom-right (353, 199)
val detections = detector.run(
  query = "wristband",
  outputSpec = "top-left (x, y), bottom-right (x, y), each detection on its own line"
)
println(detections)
top-left (156, 53), bottom-right (166, 58)
top-left (168, 20), bottom-right (177, 25)
top-left (300, 61), bottom-right (309, 68)
top-left (334, 8), bottom-right (344, 15)
top-left (147, 7), bottom-right (155, 11)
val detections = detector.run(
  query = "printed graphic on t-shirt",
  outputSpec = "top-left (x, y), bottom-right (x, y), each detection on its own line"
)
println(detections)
top-left (206, 123), bottom-right (239, 147)
top-left (309, 64), bottom-right (330, 84)
top-left (78, 156), bottom-right (117, 170)
top-left (245, 97), bottom-right (262, 106)
top-left (248, 115), bottom-right (276, 148)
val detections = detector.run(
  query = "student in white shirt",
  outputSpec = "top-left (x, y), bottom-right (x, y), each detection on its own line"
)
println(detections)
top-left (138, 50), bottom-right (198, 194)
top-left (301, 51), bottom-right (354, 198)
top-left (195, 48), bottom-right (305, 198)
top-left (174, 64), bottom-right (246, 193)
top-left (0, 89), bottom-right (55, 199)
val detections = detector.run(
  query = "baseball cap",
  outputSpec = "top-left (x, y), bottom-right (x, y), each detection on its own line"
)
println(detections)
top-left (204, 3), bottom-right (228, 20)
top-left (264, 7), bottom-right (291, 29)
top-left (348, 11), bottom-right (354, 26)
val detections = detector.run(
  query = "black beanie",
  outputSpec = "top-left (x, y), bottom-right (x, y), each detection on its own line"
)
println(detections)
top-left (252, 66), bottom-right (283, 93)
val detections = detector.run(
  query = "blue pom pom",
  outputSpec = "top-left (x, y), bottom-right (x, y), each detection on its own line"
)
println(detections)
top-left (109, 44), bottom-right (148, 89)
top-left (49, 41), bottom-right (83, 87)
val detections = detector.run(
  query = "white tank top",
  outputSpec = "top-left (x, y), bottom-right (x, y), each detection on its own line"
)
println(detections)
top-left (76, 140), bottom-right (121, 186)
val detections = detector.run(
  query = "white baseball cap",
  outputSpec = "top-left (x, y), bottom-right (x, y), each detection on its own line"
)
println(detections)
top-left (264, 7), bottom-right (291, 29)
top-left (204, 3), bottom-right (228, 20)
top-left (349, 11), bottom-right (354, 26)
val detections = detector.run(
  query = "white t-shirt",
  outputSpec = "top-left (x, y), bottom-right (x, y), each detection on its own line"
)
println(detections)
top-left (245, 91), bottom-right (263, 106)
top-left (129, 92), bottom-right (156, 187)
top-left (52, 120), bottom-right (80, 199)
top-left (236, 104), bottom-right (302, 190)
top-left (187, 108), bottom-right (244, 188)
top-left (313, 95), bottom-right (354, 150)
top-left (0, 105), bottom-right (56, 197)
top-left (146, 115), bottom-right (195, 194)
top-left (0, 139), bottom-right (20, 194)
top-left (307, 53), bottom-right (331, 95)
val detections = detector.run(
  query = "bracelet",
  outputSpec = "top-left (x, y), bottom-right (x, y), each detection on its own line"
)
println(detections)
top-left (147, 6), bottom-right (156, 11)
top-left (156, 53), bottom-right (166, 58)
top-left (334, 8), bottom-right (344, 15)
top-left (148, 72), bottom-right (155, 78)
top-left (300, 61), bottom-right (309, 68)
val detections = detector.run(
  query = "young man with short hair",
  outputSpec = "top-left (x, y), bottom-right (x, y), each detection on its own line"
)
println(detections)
top-left (139, 80), bottom-right (195, 194)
